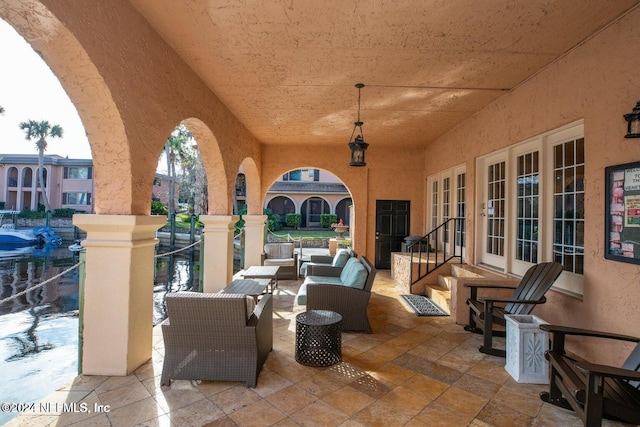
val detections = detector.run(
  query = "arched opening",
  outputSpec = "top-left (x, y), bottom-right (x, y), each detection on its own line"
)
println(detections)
top-left (301, 197), bottom-right (331, 228)
top-left (5, 166), bottom-right (19, 209)
top-left (265, 167), bottom-right (352, 230)
top-left (266, 196), bottom-right (296, 228)
top-left (335, 197), bottom-right (353, 226)
top-left (154, 123), bottom-right (208, 217)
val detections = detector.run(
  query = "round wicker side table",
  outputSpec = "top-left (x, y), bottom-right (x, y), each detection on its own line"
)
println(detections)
top-left (295, 310), bottom-right (342, 367)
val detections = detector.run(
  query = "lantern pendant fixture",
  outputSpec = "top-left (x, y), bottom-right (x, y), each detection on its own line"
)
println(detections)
top-left (624, 101), bottom-right (640, 138)
top-left (348, 83), bottom-right (369, 166)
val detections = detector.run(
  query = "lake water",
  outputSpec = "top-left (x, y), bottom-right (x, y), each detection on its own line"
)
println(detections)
top-left (0, 245), bottom-right (200, 425)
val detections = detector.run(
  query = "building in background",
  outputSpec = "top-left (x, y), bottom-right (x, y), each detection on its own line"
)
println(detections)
top-left (0, 154), bottom-right (94, 213)
top-left (236, 168), bottom-right (352, 228)
top-left (0, 155), bottom-right (182, 214)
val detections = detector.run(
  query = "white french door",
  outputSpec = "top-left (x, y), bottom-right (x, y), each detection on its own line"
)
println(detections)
top-left (479, 152), bottom-right (507, 270)
top-left (426, 165), bottom-right (466, 256)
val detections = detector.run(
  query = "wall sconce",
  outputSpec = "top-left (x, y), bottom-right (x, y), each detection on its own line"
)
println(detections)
top-left (624, 101), bottom-right (640, 138)
top-left (348, 83), bottom-right (369, 167)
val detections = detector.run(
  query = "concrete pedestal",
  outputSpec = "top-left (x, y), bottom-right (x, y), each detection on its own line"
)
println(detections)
top-left (505, 314), bottom-right (549, 384)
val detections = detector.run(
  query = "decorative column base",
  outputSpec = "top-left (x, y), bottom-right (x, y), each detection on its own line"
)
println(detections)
top-left (243, 215), bottom-right (267, 268)
top-left (73, 214), bottom-right (166, 376)
top-left (200, 215), bottom-right (237, 293)
top-left (505, 314), bottom-right (549, 384)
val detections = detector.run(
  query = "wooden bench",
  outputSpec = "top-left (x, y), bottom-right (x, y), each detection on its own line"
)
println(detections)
top-left (540, 324), bottom-right (640, 427)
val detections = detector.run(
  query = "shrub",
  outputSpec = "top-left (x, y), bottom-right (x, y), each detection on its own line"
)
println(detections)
top-left (0, 202), bottom-right (4, 209)
top-left (18, 208), bottom-right (46, 219)
top-left (53, 208), bottom-right (76, 218)
top-left (151, 200), bottom-right (168, 215)
top-left (320, 214), bottom-right (338, 228)
top-left (285, 213), bottom-right (302, 229)
top-left (267, 213), bottom-right (282, 232)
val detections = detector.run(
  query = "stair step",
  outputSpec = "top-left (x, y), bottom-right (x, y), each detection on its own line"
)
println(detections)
top-left (438, 275), bottom-right (453, 291)
top-left (424, 283), bottom-right (450, 314)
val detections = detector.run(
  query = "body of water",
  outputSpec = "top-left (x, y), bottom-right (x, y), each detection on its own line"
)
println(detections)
top-left (0, 245), bottom-right (199, 425)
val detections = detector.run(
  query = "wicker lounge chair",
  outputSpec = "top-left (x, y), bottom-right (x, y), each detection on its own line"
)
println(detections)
top-left (160, 292), bottom-right (272, 388)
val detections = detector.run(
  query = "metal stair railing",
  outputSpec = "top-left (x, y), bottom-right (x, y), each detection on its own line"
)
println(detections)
top-left (409, 217), bottom-right (465, 285)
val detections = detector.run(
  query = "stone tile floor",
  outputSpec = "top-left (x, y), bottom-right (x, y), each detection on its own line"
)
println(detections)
top-left (6, 271), bottom-right (634, 426)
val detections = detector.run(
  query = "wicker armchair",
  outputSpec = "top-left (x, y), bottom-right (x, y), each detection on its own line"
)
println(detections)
top-left (160, 292), bottom-right (272, 388)
top-left (261, 243), bottom-right (298, 279)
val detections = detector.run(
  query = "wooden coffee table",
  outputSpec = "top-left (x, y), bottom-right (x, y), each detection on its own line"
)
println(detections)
top-left (221, 279), bottom-right (269, 302)
top-left (241, 266), bottom-right (280, 293)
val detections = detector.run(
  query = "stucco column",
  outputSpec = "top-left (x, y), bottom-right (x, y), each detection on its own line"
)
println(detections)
top-left (243, 215), bottom-right (267, 269)
top-left (73, 214), bottom-right (166, 376)
top-left (200, 215), bottom-right (237, 292)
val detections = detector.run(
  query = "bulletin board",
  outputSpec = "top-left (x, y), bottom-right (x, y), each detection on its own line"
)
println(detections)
top-left (605, 161), bottom-right (640, 265)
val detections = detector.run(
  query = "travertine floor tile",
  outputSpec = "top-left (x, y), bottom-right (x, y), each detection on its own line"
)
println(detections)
top-left (11, 271), bottom-right (604, 427)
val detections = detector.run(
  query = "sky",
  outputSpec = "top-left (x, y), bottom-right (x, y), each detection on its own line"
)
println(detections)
top-left (0, 19), bottom-right (92, 159)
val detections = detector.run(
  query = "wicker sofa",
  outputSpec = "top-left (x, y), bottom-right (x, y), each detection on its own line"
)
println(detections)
top-left (299, 248), bottom-right (355, 277)
top-left (295, 256), bottom-right (377, 333)
top-left (160, 292), bottom-right (272, 388)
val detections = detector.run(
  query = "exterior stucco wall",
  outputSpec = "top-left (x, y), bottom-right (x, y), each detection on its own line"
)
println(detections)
top-left (423, 8), bottom-right (640, 364)
top-left (262, 144), bottom-right (425, 260)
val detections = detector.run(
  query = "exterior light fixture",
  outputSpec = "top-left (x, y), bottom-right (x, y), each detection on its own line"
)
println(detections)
top-left (624, 101), bottom-right (640, 138)
top-left (348, 83), bottom-right (369, 166)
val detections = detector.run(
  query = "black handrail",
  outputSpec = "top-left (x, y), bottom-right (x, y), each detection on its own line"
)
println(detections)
top-left (408, 217), bottom-right (464, 285)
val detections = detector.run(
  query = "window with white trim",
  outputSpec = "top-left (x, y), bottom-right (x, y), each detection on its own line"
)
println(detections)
top-left (63, 192), bottom-right (92, 206)
top-left (552, 138), bottom-right (585, 274)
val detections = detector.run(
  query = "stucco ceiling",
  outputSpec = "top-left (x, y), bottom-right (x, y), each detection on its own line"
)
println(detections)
top-left (128, 0), bottom-right (640, 149)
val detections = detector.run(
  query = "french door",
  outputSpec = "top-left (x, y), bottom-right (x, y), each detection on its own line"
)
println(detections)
top-left (426, 165), bottom-right (466, 257)
top-left (479, 152), bottom-right (507, 270)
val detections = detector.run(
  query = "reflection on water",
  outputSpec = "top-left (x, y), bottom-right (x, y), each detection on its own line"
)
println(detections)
top-left (0, 245), bottom-right (199, 425)
top-left (153, 250), bottom-right (201, 325)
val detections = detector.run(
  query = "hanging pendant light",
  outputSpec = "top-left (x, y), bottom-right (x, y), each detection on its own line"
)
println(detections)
top-left (348, 83), bottom-right (369, 167)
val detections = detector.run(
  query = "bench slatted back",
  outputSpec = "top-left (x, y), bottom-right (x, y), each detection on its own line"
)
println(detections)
top-left (505, 262), bottom-right (563, 315)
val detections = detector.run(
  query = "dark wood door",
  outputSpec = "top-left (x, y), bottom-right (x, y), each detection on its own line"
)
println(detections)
top-left (375, 200), bottom-right (410, 269)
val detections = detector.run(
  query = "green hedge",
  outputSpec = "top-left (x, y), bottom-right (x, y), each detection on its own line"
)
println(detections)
top-left (320, 214), bottom-right (338, 228)
top-left (53, 208), bottom-right (76, 218)
top-left (17, 208), bottom-right (46, 219)
top-left (286, 213), bottom-right (302, 229)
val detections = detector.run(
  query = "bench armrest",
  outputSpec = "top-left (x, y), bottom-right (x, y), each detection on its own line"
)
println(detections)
top-left (576, 361), bottom-right (640, 382)
top-left (539, 324), bottom-right (640, 343)
top-left (480, 296), bottom-right (546, 305)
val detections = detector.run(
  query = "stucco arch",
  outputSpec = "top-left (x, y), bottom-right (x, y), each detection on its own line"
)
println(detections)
top-left (260, 153), bottom-right (368, 254)
top-left (0, 2), bottom-right (135, 214)
top-left (181, 118), bottom-right (228, 215)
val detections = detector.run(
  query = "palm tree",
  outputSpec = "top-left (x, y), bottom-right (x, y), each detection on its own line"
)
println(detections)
top-left (19, 120), bottom-right (63, 213)
top-left (164, 124), bottom-right (192, 218)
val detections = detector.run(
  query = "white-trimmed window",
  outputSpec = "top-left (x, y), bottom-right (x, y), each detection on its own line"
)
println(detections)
top-left (64, 166), bottom-right (92, 180)
top-left (63, 192), bottom-right (92, 206)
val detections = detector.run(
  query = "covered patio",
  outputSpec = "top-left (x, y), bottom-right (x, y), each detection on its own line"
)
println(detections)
top-left (8, 273), bottom-right (627, 427)
top-left (1, 0), bottom-right (639, 425)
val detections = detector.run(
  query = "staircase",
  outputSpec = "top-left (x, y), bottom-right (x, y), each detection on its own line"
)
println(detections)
top-left (408, 218), bottom-right (464, 286)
